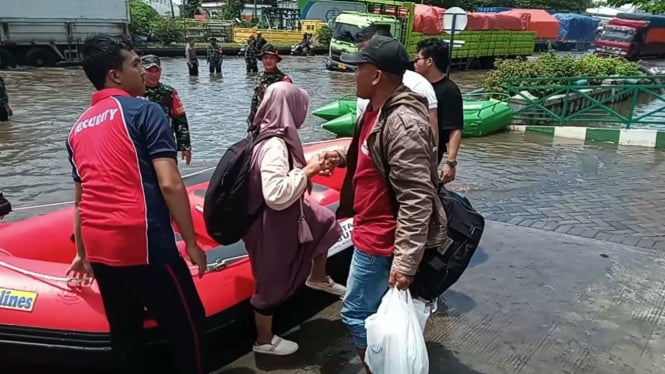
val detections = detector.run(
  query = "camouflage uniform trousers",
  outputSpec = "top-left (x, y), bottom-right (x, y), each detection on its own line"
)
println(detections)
top-left (245, 46), bottom-right (258, 73)
top-left (209, 59), bottom-right (222, 74)
top-left (207, 44), bottom-right (223, 74)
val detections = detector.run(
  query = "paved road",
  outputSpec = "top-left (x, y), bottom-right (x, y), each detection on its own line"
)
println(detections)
top-left (460, 132), bottom-right (665, 251)
top-left (217, 132), bottom-right (665, 374)
top-left (220, 221), bottom-right (665, 374)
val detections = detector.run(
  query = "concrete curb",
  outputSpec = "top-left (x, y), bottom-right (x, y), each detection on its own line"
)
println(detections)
top-left (508, 125), bottom-right (665, 148)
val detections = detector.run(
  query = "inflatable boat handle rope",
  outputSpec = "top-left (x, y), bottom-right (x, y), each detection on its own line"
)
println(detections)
top-left (10, 167), bottom-right (217, 212)
top-left (0, 254), bottom-right (249, 286)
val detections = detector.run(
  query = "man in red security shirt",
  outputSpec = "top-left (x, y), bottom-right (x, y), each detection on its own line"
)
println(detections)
top-left (331, 36), bottom-right (449, 372)
top-left (65, 34), bottom-right (208, 374)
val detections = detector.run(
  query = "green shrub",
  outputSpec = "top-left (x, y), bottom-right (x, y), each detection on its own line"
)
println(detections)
top-left (129, 0), bottom-right (159, 36)
top-left (151, 17), bottom-right (186, 44)
top-left (483, 52), bottom-right (643, 97)
top-left (317, 25), bottom-right (332, 47)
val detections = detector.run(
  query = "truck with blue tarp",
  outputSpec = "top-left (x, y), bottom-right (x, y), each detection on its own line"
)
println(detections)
top-left (552, 13), bottom-right (600, 50)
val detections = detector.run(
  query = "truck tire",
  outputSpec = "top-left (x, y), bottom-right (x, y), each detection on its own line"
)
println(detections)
top-left (480, 57), bottom-right (495, 69)
top-left (0, 48), bottom-right (17, 69)
top-left (24, 47), bottom-right (57, 67)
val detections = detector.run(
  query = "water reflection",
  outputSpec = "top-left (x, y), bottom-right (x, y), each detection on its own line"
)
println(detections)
top-left (0, 56), bottom-right (486, 213)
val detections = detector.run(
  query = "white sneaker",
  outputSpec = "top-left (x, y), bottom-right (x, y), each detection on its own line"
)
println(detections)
top-left (253, 335), bottom-right (299, 356)
top-left (306, 276), bottom-right (347, 296)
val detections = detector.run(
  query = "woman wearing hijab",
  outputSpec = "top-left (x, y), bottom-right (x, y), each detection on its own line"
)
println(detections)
top-left (244, 81), bottom-right (346, 356)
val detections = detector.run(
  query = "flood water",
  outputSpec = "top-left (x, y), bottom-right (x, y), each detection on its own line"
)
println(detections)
top-left (2, 54), bottom-right (664, 218)
top-left (0, 55), bottom-right (486, 216)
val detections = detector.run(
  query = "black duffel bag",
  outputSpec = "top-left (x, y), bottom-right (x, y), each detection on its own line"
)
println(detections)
top-left (409, 185), bottom-right (485, 301)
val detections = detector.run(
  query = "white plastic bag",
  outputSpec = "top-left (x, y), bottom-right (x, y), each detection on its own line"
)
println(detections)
top-left (412, 297), bottom-right (433, 332)
top-left (364, 288), bottom-right (429, 374)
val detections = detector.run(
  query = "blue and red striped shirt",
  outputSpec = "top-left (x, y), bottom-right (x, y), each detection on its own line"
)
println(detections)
top-left (66, 88), bottom-right (180, 266)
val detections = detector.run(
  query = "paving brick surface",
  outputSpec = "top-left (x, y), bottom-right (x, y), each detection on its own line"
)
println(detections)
top-left (450, 132), bottom-right (665, 251)
top-left (220, 222), bottom-right (665, 374)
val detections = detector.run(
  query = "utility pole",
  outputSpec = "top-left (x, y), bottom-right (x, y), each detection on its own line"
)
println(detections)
top-left (170, 0), bottom-right (176, 18)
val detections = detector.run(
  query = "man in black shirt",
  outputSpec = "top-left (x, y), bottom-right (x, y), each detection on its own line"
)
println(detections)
top-left (414, 38), bottom-right (464, 184)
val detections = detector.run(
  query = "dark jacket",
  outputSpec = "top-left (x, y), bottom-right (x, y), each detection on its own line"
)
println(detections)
top-left (336, 85), bottom-right (448, 275)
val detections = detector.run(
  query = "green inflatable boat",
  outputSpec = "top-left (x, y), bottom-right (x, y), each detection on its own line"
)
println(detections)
top-left (462, 99), bottom-right (514, 137)
top-left (314, 96), bottom-right (514, 138)
top-left (321, 112), bottom-right (357, 137)
top-left (312, 95), bottom-right (357, 121)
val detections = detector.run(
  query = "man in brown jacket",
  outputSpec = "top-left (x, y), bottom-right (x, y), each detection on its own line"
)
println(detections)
top-left (325, 36), bottom-right (448, 372)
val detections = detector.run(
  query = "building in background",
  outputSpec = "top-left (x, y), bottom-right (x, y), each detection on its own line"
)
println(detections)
top-left (143, 0), bottom-right (181, 17)
top-left (201, 0), bottom-right (297, 20)
top-left (586, 0), bottom-right (638, 24)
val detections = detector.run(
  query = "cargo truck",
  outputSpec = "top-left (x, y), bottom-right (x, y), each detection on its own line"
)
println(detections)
top-left (325, 0), bottom-right (537, 72)
top-left (0, 0), bottom-right (130, 68)
top-left (552, 13), bottom-right (600, 51)
top-left (594, 13), bottom-right (665, 59)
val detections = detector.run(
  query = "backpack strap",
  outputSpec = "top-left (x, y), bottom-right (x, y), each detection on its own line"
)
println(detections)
top-left (378, 124), bottom-right (399, 218)
top-left (250, 132), bottom-right (295, 218)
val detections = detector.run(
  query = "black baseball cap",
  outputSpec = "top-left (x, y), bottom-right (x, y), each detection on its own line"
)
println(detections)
top-left (340, 36), bottom-right (410, 76)
top-left (141, 54), bottom-right (161, 69)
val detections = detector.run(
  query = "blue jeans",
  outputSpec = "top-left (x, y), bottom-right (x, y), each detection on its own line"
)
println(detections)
top-left (341, 247), bottom-right (392, 349)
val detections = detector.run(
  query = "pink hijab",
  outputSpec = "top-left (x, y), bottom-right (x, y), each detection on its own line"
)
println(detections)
top-left (252, 81), bottom-right (310, 168)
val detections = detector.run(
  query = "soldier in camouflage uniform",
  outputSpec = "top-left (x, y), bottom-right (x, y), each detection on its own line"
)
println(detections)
top-left (0, 75), bottom-right (12, 122)
top-left (141, 55), bottom-right (193, 165)
top-left (245, 36), bottom-right (258, 74)
top-left (247, 44), bottom-right (292, 129)
top-left (207, 38), bottom-right (223, 75)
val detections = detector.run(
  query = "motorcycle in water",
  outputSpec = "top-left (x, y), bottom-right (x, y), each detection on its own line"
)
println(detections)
top-left (291, 41), bottom-right (313, 56)
top-left (291, 34), bottom-right (314, 56)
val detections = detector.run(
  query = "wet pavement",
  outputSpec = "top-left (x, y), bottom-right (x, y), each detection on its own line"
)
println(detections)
top-left (218, 220), bottom-right (665, 374)
top-left (460, 133), bottom-right (665, 251)
top-left (212, 132), bottom-right (665, 374)
top-left (3, 57), bottom-right (665, 373)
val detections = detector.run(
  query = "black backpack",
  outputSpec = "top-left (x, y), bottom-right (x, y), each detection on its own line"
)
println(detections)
top-left (203, 132), bottom-right (281, 245)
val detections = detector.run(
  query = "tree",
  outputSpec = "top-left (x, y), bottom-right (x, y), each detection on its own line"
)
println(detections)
top-left (129, 0), bottom-right (159, 35)
top-left (607, 0), bottom-right (657, 12)
top-left (219, 0), bottom-right (245, 20)
top-left (425, 0), bottom-right (592, 13)
top-left (152, 17), bottom-right (186, 44)
top-left (183, 0), bottom-right (203, 18)
top-left (512, 0), bottom-right (593, 12)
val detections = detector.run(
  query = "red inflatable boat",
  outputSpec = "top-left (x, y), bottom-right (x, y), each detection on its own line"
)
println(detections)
top-left (0, 138), bottom-right (354, 372)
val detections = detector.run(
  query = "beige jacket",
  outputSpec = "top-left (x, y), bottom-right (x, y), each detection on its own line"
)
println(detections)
top-left (336, 85), bottom-right (448, 276)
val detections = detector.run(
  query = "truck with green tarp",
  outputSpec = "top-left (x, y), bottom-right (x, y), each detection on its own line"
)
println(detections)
top-left (325, 0), bottom-right (537, 72)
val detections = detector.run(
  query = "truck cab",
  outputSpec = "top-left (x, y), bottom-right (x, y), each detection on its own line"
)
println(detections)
top-left (595, 24), bottom-right (638, 57)
top-left (595, 14), bottom-right (665, 59)
top-left (325, 12), bottom-right (399, 72)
